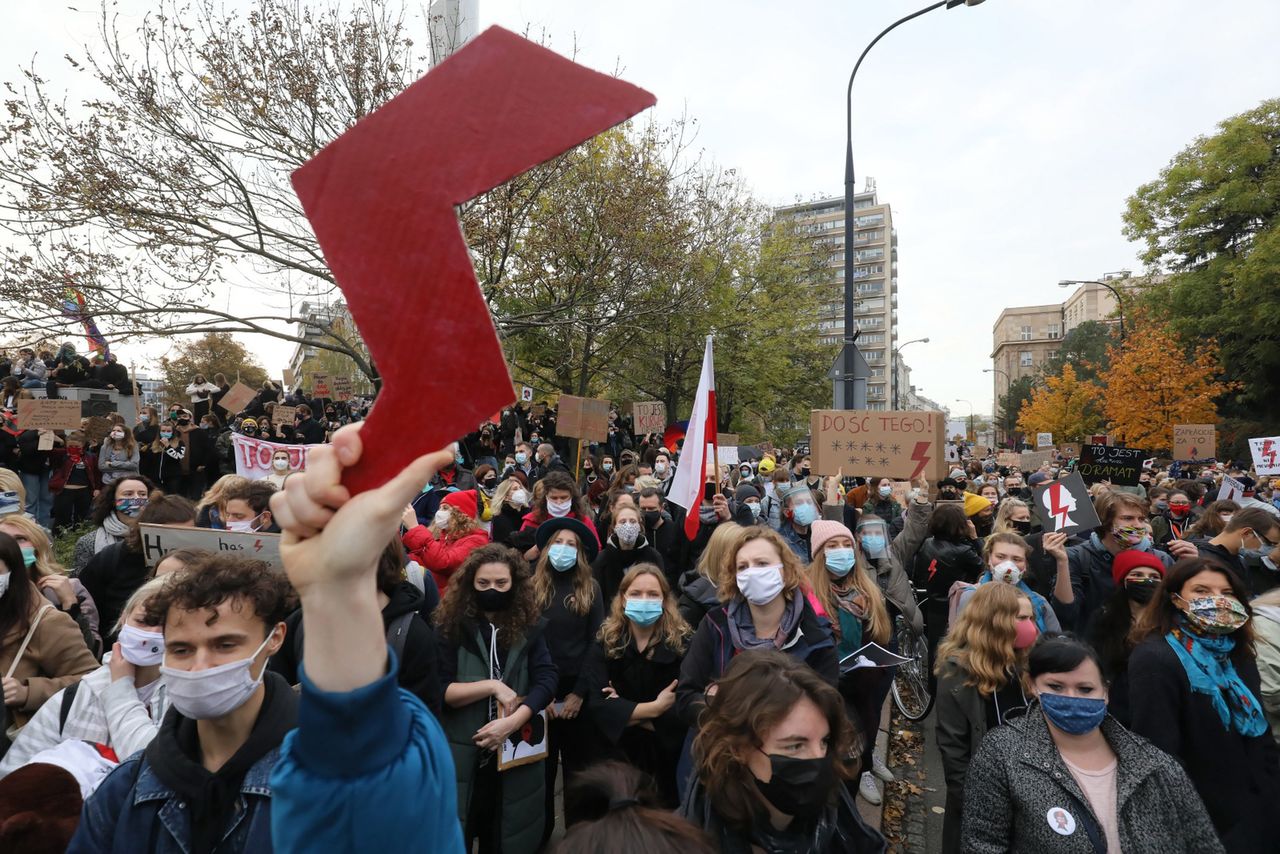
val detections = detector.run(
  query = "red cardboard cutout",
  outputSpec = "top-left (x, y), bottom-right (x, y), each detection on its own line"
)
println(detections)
top-left (292, 27), bottom-right (655, 493)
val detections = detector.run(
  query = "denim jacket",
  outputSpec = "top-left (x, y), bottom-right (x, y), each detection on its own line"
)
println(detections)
top-left (68, 746), bottom-right (279, 853)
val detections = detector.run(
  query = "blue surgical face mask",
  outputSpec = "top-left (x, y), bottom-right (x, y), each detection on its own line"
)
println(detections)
top-left (860, 534), bottom-right (887, 557)
top-left (878, 485), bottom-right (892, 498)
top-left (790, 502), bottom-right (818, 527)
top-left (548, 543), bottom-right (578, 571)
top-left (624, 598), bottom-right (663, 627)
top-left (824, 547), bottom-right (856, 577)
top-left (515, 452), bottom-right (528, 465)
top-left (21, 546), bottom-right (36, 568)
top-left (1038, 691), bottom-right (1107, 735)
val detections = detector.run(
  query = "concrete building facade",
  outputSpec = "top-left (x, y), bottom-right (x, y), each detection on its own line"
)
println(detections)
top-left (774, 182), bottom-right (898, 410)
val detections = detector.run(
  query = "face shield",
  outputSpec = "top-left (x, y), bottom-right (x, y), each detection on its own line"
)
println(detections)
top-left (855, 518), bottom-right (890, 559)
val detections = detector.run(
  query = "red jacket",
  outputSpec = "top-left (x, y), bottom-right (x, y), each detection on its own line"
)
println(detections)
top-left (402, 526), bottom-right (490, 595)
top-left (49, 447), bottom-right (102, 493)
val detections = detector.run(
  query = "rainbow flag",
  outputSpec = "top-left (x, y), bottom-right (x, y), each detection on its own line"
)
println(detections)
top-left (60, 287), bottom-right (109, 357)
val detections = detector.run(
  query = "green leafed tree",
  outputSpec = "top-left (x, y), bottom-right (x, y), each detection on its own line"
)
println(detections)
top-left (158, 333), bottom-right (269, 405)
top-left (1123, 97), bottom-right (1280, 422)
top-left (997, 374), bottom-right (1038, 446)
top-left (1040, 320), bottom-right (1116, 383)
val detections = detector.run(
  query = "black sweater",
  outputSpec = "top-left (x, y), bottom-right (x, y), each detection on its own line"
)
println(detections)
top-left (541, 571), bottom-right (605, 699)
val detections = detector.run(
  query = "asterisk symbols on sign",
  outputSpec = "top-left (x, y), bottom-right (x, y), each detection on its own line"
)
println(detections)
top-left (847, 455), bottom-right (860, 466)
top-left (846, 441), bottom-right (857, 451)
top-left (864, 456), bottom-right (875, 467)
top-left (890, 443), bottom-right (901, 455)
top-left (879, 458), bottom-right (890, 467)
top-left (875, 442), bottom-right (885, 453)
top-left (861, 441), bottom-right (872, 452)
top-left (831, 441), bottom-right (842, 452)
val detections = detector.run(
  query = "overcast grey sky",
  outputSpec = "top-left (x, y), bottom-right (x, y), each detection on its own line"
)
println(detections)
top-left (5, 0), bottom-right (1279, 418)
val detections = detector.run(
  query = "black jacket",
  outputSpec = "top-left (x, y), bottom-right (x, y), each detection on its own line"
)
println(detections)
top-left (270, 581), bottom-right (442, 717)
top-left (1241, 552), bottom-right (1280, 598)
top-left (489, 502), bottom-right (526, 548)
top-left (644, 513), bottom-right (685, 586)
top-left (1128, 635), bottom-right (1280, 852)
top-left (591, 535), bottom-right (664, 605)
top-left (676, 568), bottom-right (721, 630)
top-left (913, 537), bottom-right (983, 608)
top-left (294, 417), bottom-right (326, 445)
top-left (78, 541), bottom-right (149, 640)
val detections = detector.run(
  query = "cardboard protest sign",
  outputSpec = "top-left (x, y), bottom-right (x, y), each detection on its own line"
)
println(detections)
top-left (331, 375), bottom-right (354, 402)
top-left (810, 410), bottom-right (947, 481)
top-left (311, 373), bottom-right (332, 398)
top-left (1060, 442), bottom-right (1081, 459)
top-left (530, 403), bottom-right (546, 419)
top-left (16, 399), bottom-right (82, 431)
top-left (717, 433), bottom-right (740, 447)
top-left (283, 368), bottom-right (297, 388)
top-left (716, 444), bottom-right (740, 466)
top-left (557, 395), bottom-right (610, 441)
top-left (1033, 472), bottom-right (1101, 535)
top-left (1076, 445), bottom-right (1145, 485)
top-left (271, 405), bottom-right (298, 427)
top-left (633, 401), bottom-right (667, 435)
top-left (945, 443), bottom-right (960, 463)
top-left (231, 433), bottom-right (320, 481)
top-left (85, 416), bottom-right (113, 444)
top-left (218, 382), bottom-right (256, 414)
top-left (996, 451), bottom-right (1021, 468)
top-left (1219, 475), bottom-right (1246, 502)
top-left (1174, 424), bottom-right (1216, 461)
top-left (1020, 450), bottom-right (1053, 471)
top-left (289, 27), bottom-right (654, 494)
top-left (498, 708), bottom-right (548, 771)
top-left (1249, 436), bottom-right (1280, 476)
top-left (37, 430), bottom-right (55, 451)
top-left (1036, 432), bottom-right (1053, 448)
top-left (139, 523), bottom-right (282, 572)
top-left (521, 385), bottom-right (534, 402)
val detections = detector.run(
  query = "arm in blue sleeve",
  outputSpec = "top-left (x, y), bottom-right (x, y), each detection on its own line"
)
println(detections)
top-left (270, 651), bottom-right (465, 854)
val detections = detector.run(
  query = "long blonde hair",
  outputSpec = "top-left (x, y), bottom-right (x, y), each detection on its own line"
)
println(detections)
top-left (598, 564), bottom-right (692, 657)
top-left (991, 498), bottom-right (1029, 535)
top-left (807, 545), bottom-right (891, 645)
top-left (934, 582), bottom-right (1029, 694)
top-left (533, 530), bottom-right (597, 616)
top-left (694, 522), bottom-right (741, 587)
top-left (0, 514), bottom-right (65, 580)
top-left (197, 474), bottom-right (250, 511)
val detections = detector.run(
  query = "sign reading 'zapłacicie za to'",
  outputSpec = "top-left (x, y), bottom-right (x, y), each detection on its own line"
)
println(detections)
top-left (810, 410), bottom-right (947, 482)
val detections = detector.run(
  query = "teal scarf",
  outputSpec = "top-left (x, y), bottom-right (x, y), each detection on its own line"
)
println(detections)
top-left (1165, 624), bottom-right (1267, 737)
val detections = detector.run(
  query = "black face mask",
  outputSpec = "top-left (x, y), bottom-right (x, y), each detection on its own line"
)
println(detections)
top-left (482, 478), bottom-right (497, 490)
top-left (642, 510), bottom-right (662, 528)
top-left (1011, 519), bottom-right (1034, 536)
top-left (475, 588), bottom-right (514, 612)
top-left (1124, 577), bottom-right (1160, 604)
top-left (753, 753), bottom-right (835, 820)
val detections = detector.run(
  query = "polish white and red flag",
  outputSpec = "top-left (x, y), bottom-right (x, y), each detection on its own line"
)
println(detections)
top-left (670, 336), bottom-right (717, 540)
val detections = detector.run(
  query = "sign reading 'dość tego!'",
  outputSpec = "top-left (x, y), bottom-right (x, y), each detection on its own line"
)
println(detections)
top-left (1076, 444), bottom-right (1145, 485)
top-left (810, 410), bottom-right (947, 482)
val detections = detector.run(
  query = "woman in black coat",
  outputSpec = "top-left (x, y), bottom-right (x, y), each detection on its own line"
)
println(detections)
top-left (587, 564), bottom-right (690, 807)
top-left (912, 503), bottom-right (983, 685)
top-left (592, 505), bottom-right (664, 605)
top-left (1129, 557), bottom-right (1280, 852)
top-left (488, 476), bottom-right (530, 548)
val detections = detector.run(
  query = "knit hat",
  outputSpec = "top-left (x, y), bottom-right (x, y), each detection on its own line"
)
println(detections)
top-left (443, 489), bottom-right (478, 519)
top-left (534, 516), bottom-right (600, 562)
top-left (962, 492), bottom-right (992, 518)
top-left (734, 483), bottom-right (761, 504)
top-left (758, 457), bottom-right (776, 474)
top-left (1111, 550), bottom-right (1166, 586)
top-left (949, 468), bottom-right (967, 481)
top-left (810, 519), bottom-right (854, 556)
top-left (239, 418), bottom-right (258, 430)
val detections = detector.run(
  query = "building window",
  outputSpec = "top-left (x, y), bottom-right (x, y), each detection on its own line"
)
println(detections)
top-left (1020, 350), bottom-right (1034, 367)
top-left (1048, 323), bottom-right (1061, 339)
top-left (1019, 325), bottom-right (1033, 341)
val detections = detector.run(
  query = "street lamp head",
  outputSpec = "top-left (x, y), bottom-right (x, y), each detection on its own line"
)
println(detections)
top-left (1058, 280), bottom-right (1074, 288)
top-left (922, 337), bottom-right (930, 343)
top-left (947, 0), bottom-right (986, 7)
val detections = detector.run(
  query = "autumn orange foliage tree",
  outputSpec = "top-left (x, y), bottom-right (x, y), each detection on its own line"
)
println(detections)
top-left (1016, 364), bottom-right (1105, 442)
top-left (1097, 316), bottom-right (1235, 451)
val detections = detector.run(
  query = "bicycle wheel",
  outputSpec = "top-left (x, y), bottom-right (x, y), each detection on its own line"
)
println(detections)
top-left (891, 618), bottom-right (935, 721)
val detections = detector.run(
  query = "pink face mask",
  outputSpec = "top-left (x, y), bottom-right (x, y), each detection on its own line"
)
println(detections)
top-left (1014, 619), bottom-right (1039, 650)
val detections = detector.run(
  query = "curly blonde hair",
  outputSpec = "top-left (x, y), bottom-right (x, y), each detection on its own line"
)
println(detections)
top-left (934, 582), bottom-right (1029, 694)
top-left (598, 564), bottom-right (692, 658)
top-left (716, 526), bottom-right (806, 604)
top-left (807, 542), bottom-right (891, 645)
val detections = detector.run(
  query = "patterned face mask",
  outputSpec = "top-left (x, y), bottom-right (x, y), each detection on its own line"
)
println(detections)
top-left (1176, 593), bottom-right (1249, 635)
top-left (1112, 524), bottom-right (1146, 546)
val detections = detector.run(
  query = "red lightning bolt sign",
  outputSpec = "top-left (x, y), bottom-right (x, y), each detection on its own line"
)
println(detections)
top-left (292, 27), bottom-right (655, 494)
top-left (908, 441), bottom-right (932, 480)
top-left (1045, 482), bottom-right (1071, 531)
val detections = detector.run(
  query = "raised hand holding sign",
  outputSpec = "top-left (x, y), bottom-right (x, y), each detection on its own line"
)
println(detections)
top-left (291, 27), bottom-right (655, 493)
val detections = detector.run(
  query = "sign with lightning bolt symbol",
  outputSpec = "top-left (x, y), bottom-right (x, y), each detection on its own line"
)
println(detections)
top-left (1032, 472), bottom-right (1101, 535)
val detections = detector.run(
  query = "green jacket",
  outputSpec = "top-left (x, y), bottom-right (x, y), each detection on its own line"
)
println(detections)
top-left (442, 622), bottom-right (547, 852)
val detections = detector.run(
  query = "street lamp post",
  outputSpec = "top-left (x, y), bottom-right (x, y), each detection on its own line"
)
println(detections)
top-left (1059, 279), bottom-right (1127, 338)
top-left (840, 0), bottom-right (987, 410)
top-left (983, 367), bottom-right (1009, 446)
top-left (892, 336), bottom-right (930, 410)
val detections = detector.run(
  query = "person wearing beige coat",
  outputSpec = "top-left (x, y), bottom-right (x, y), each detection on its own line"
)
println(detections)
top-left (2, 581), bottom-right (99, 729)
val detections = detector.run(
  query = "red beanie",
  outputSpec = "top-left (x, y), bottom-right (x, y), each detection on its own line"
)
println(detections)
top-left (1112, 550), bottom-right (1165, 586)
top-left (443, 489), bottom-right (479, 519)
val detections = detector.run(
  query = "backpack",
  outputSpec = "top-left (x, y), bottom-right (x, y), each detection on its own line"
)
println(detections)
top-left (59, 681), bottom-right (81, 735)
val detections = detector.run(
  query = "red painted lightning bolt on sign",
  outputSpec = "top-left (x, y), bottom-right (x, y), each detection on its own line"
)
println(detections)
top-left (291, 27), bottom-right (655, 493)
top-left (1046, 482), bottom-right (1071, 530)
top-left (908, 441), bottom-right (932, 480)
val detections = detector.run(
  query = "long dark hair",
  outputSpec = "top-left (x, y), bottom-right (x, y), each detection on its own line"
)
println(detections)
top-left (560, 762), bottom-right (716, 853)
top-left (91, 475), bottom-right (157, 527)
top-left (1089, 584), bottom-right (1138, 681)
top-left (0, 531), bottom-right (35, 641)
top-left (433, 543), bottom-right (541, 649)
top-left (928, 502), bottom-right (970, 542)
top-left (1131, 557), bottom-right (1256, 665)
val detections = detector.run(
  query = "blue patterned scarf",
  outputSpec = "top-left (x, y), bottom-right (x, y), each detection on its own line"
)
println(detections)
top-left (1165, 623), bottom-right (1268, 737)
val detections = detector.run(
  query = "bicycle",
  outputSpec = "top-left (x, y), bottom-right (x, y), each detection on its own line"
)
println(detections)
top-left (890, 588), bottom-right (934, 721)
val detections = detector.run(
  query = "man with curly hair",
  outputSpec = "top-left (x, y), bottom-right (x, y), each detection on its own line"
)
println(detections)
top-left (70, 554), bottom-right (295, 853)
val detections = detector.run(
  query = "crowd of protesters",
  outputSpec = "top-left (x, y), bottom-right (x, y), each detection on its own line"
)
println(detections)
top-left (0, 351), bottom-right (1278, 852)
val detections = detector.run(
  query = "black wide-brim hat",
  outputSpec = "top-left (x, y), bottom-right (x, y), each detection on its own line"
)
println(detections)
top-left (534, 516), bottom-right (599, 562)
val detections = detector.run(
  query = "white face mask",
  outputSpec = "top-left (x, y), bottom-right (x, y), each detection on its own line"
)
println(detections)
top-left (161, 631), bottom-right (275, 720)
top-left (991, 560), bottom-right (1024, 586)
top-left (547, 498), bottom-right (573, 518)
top-left (225, 518), bottom-right (258, 534)
top-left (272, 457), bottom-right (290, 471)
top-left (117, 624), bottom-right (165, 667)
top-left (0, 571), bottom-right (9, 599)
top-left (433, 509), bottom-right (452, 528)
top-left (654, 462), bottom-right (667, 475)
top-left (110, 430), bottom-right (125, 441)
top-left (511, 488), bottom-right (530, 507)
top-left (736, 564), bottom-right (785, 606)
